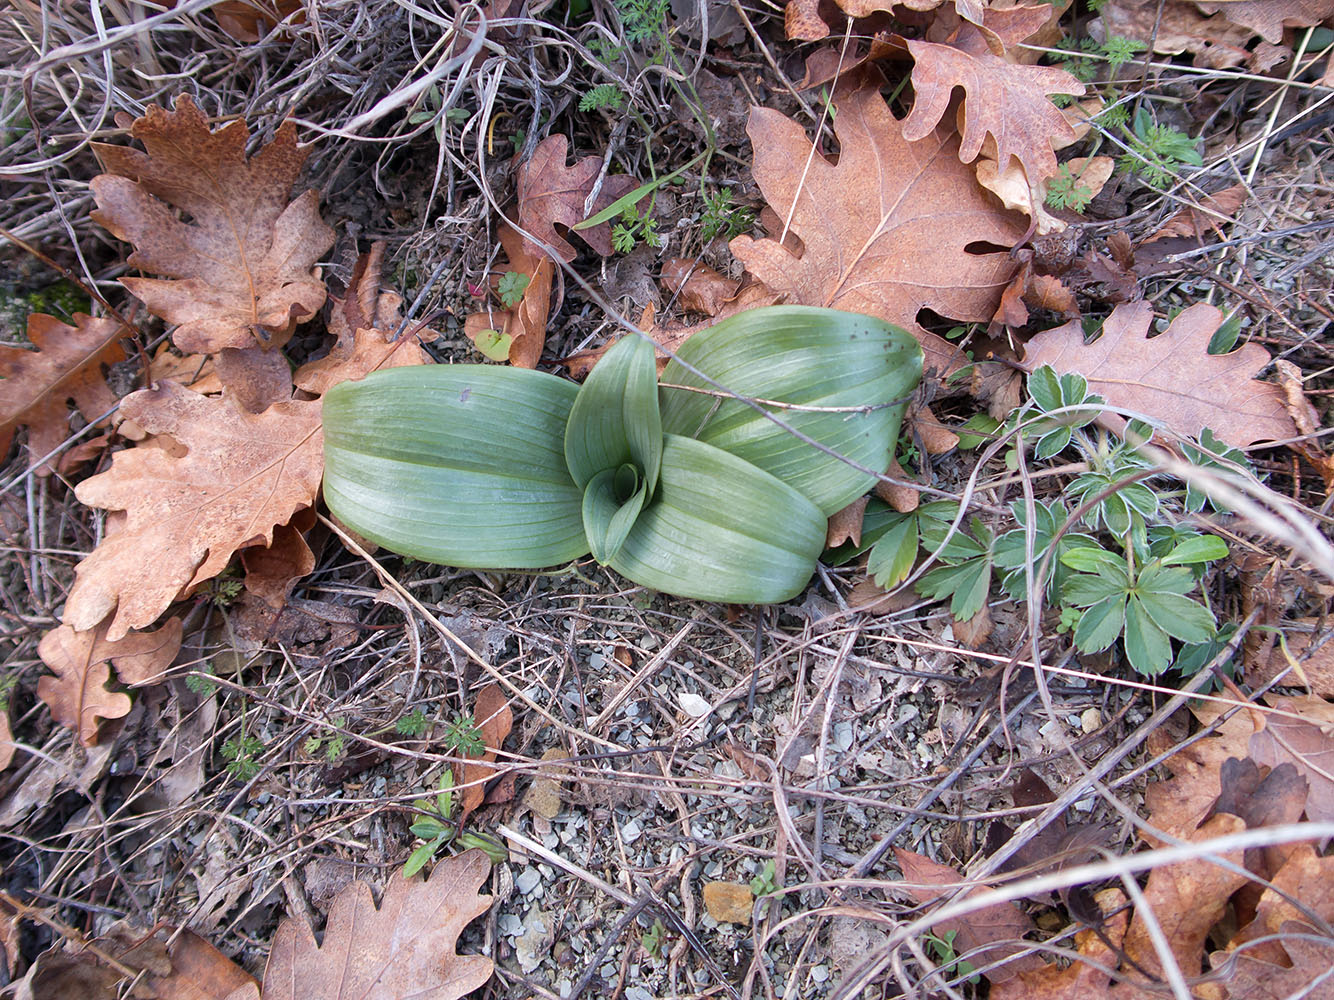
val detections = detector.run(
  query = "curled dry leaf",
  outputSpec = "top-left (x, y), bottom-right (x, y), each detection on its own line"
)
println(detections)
top-left (1021, 300), bottom-right (1297, 449)
top-left (660, 258), bottom-right (741, 315)
top-left (0, 313), bottom-right (129, 474)
top-left (256, 849), bottom-right (493, 1000)
top-left (826, 496), bottom-right (869, 548)
top-left (459, 683), bottom-right (513, 821)
top-left (730, 80), bottom-right (1025, 377)
top-left (893, 847), bottom-right (1044, 983)
top-left (903, 26), bottom-right (1085, 185)
top-left (37, 618), bottom-right (182, 745)
top-left (90, 94), bottom-right (335, 354)
top-left (515, 134), bottom-right (638, 262)
top-left (0, 712), bottom-right (13, 773)
top-left (1248, 694), bottom-right (1334, 824)
top-left (241, 511), bottom-right (317, 611)
top-left (463, 224), bottom-right (556, 369)
top-left (64, 381), bottom-right (324, 640)
top-left (1252, 620), bottom-right (1334, 697)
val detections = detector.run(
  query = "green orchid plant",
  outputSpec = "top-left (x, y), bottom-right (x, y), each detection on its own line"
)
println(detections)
top-left (322, 305), bottom-right (923, 604)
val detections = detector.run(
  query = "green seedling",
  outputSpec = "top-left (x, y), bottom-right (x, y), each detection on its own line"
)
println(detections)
top-left (403, 771), bottom-right (457, 878)
top-left (923, 929), bottom-right (980, 986)
top-left (441, 712), bottom-right (486, 756)
top-left (749, 859), bottom-right (780, 897)
top-left (396, 708), bottom-right (431, 737)
top-left (642, 917), bottom-right (667, 958)
top-left (222, 734), bottom-right (263, 781)
top-left (497, 271), bottom-right (530, 309)
top-left (579, 83), bottom-right (627, 112)
top-left (304, 717), bottom-right (348, 763)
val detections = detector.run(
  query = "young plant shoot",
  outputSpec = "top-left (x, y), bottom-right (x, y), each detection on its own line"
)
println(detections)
top-left (322, 306), bottom-right (923, 603)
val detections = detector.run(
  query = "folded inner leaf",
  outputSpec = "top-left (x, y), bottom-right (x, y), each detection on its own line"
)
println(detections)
top-left (609, 434), bottom-right (826, 604)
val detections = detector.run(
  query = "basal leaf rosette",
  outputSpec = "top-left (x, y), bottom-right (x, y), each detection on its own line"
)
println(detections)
top-left (321, 306), bottom-right (923, 604)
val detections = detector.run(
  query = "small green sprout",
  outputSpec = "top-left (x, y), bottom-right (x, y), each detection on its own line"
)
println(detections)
top-left (222, 734), bottom-right (264, 781)
top-left (749, 859), bottom-right (780, 897)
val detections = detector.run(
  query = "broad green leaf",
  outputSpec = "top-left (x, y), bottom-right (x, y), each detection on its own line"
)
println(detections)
top-left (608, 434), bottom-right (825, 604)
top-left (1060, 545), bottom-right (1127, 579)
top-left (1160, 534), bottom-right (1229, 566)
top-left (1135, 591), bottom-right (1215, 643)
top-left (659, 306), bottom-right (922, 515)
top-left (917, 504), bottom-right (989, 563)
top-left (582, 465), bottom-right (647, 564)
top-left (1124, 597), bottom-right (1172, 675)
top-left (1135, 561), bottom-right (1197, 596)
top-left (866, 514), bottom-right (918, 588)
top-left (565, 334), bottom-right (662, 495)
top-left (1072, 595), bottom-right (1126, 653)
top-left (322, 367), bottom-right (588, 568)
top-left (956, 413), bottom-right (1001, 450)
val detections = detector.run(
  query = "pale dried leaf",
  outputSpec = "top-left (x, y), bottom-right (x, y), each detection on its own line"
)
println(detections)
top-left (460, 683), bottom-right (513, 819)
top-left (1195, 0), bottom-right (1334, 44)
top-left (37, 618), bottom-right (182, 745)
top-left (515, 135), bottom-right (638, 261)
top-left (241, 515), bottom-right (316, 611)
top-left (90, 95), bottom-right (334, 353)
top-left (148, 927), bottom-right (259, 1000)
top-left (0, 313), bottom-right (127, 474)
top-left (731, 82), bottom-right (1025, 377)
top-left (261, 850), bottom-right (493, 1000)
top-left (1249, 694), bottom-right (1334, 823)
top-left (292, 324), bottom-right (429, 396)
top-left (826, 496), bottom-right (869, 548)
top-left (64, 382), bottom-right (323, 639)
top-left (894, 847), bottom-right (1043, 983)
top-left (903, 35), bottom-right (1085, 183)
top-left (660, 259), bottom-right (741, 315)
top-left (1021, 300), bottom-right (1297, 448)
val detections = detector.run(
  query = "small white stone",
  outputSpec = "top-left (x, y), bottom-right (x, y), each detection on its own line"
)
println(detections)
top-left (678, 692), bottom-right (713, 717)
top-left (811, 965), bottom-right (830, 983)
top-left (620, 819), bottom-right (642, 844)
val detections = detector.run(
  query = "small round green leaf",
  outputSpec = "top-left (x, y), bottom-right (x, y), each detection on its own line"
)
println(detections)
top-left (609, 434), bottom-right (826, 604)
top-left (322, 367), bottom-right (588, 568)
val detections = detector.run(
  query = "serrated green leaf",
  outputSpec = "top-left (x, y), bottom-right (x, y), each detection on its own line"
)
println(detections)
top-left (1124, 597), bottom-right (1172, 675)
top-left (1060, 546), bottom-right (1126, 578)
top-left (1135, 591), bottom-right (1215, 643)
top-left (866, 515), bottom-right (918, 588)
top-left (1029, 366), bottom-right (1063, 412)
top-left (1072, 595), bottom-right (1126, 653)
top-left (1061, 571), bottom-right (1126, 606)
top-left (322, 367), bottom-right (588, 568)
top-left (1160, 534), bottom-right (1229, 566)
top-left (608, 434), bottom-right (825, 604)
top-left (1035, 426), bottom-right (1072, 459)
top-left (582, 465), bottom-right (647, 564)
top-left (918, 556), bottom-right (992, 621)
top-left (1135, 561), bottom-right (1197, 595)
top-left (659, 306), bottom-right (922, 515)
top-left (566, 333), bottom-right (662, 496)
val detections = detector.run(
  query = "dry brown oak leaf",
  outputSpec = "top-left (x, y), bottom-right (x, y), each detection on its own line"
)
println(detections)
top-left (729, 81), bottom-right (1026, 378)
top-left (0, 313), bottom-right (129, 474)
top-left (458, 682), bottom-right (513, 820)
top-left (1196, 0), bottom-right (1334, 44)
top-left (893, 847), bottom-right (1043, 984)
top-left (515, 134), bottom-right (638, 263)
top-left (463, 223), bottom-right (555, 369)
top-left (37, 618), bottom-right (182, 745)
top-left (1021, 299), bottom-right (1297, 449)
top-left (903, 23), bottom-right (1085, 185)
top-left (224, 849), bottom-right (493, 1000)
top-left (63, 381), bottom-right (323, 641)
top-left (90, 94), bottom-right (335, 354)
top-left (1218, 921), bottom-right (1334, 1000)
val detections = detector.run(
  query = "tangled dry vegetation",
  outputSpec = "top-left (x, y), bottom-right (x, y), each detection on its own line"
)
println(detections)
top-left (1, 0), bottom-right (1334, 998)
